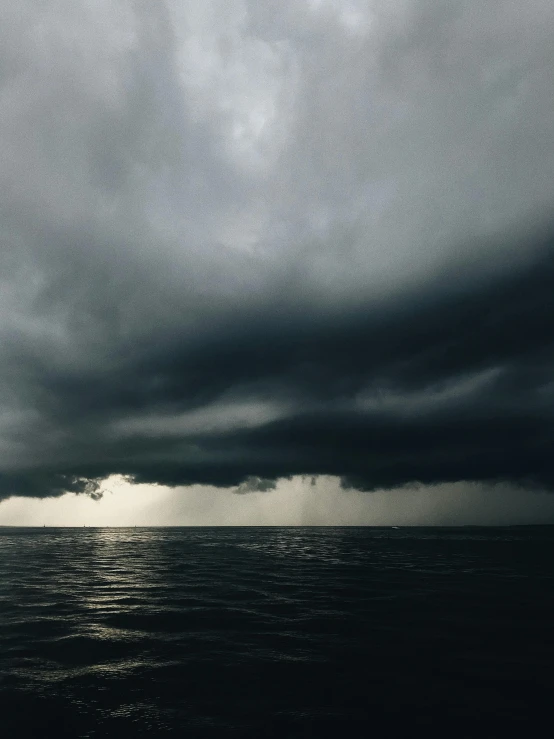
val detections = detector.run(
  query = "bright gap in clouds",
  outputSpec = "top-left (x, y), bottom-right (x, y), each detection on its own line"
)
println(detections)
top-left (2, 477), bottom-right (554, 527)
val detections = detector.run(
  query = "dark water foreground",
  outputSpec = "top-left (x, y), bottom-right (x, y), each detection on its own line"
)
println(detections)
top-left (1, 526), bottom-right (553, 738)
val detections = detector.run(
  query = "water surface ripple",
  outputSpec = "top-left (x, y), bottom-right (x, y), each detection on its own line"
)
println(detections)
top-left (1, 526), bottom-right (553, 737)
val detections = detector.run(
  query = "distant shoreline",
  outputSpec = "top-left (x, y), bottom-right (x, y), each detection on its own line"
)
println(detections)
top-left (1, 524), bottom-right (554, 529)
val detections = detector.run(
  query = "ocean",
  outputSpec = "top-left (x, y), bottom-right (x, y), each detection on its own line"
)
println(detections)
top-left (1, 526), bottom-right (553, 738)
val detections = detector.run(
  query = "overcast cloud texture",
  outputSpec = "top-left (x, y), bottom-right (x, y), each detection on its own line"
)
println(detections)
top-left (1, 0), bottom-right (554, 504)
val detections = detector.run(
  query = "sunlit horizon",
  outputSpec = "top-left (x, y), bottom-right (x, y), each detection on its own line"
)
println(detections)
top-left (3, 475), bottom-right (554, 528)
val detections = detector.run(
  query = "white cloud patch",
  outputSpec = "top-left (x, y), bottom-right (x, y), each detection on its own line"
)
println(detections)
top-left (111, 400), bottom-right (287, 438)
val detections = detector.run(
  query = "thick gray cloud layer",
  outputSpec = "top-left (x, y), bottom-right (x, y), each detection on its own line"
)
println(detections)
top-left (1, 0), bottom-right (554, 500)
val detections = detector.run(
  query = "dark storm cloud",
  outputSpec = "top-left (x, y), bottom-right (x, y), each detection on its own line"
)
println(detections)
top-left (1, 1), bottom-right (554, 500)
top-left (3, 222), bottom-right (553, 499)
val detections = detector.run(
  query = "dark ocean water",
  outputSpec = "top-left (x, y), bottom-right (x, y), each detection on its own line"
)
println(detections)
top-left (1, 526), bottom-right (553, 738)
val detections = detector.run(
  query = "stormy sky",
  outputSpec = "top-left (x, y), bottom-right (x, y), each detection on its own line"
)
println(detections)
top-left (1, 0), bottom-right (554, 523)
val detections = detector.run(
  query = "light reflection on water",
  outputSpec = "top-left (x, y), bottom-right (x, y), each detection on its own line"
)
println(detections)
top-left (1, 526), bottom-right (554, 737)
